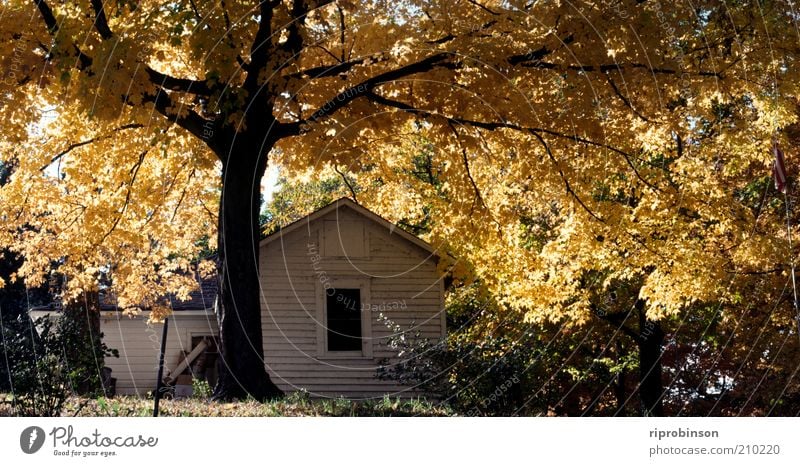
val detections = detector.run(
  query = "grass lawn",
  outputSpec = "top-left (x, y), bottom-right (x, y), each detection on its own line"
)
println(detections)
top-left (0, 392), bottom-right (453, 417)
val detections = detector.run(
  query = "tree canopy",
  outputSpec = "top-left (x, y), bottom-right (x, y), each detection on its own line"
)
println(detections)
top-left (1, 0), bottom-right (799, 403)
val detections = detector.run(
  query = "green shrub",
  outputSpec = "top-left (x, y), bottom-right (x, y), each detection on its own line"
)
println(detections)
top-left (376, 284), bottom-right (603, 416)
top-left (192, 378), bottom-right (212, 399)
top-left (376, 315), bottom-right (529, 416)
top-left (0, 312), bottom-right (117, 416)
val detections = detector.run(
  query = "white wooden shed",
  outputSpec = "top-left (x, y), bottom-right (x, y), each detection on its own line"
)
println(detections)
top-left (260, 198), bottom-right (445, 398)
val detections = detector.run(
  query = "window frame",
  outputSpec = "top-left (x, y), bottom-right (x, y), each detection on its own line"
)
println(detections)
top-left (315, 277), bottom-right (372, 359)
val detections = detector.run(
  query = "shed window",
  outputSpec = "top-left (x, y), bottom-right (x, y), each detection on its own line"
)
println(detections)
top-left (327, 288), bottom-right (362, 351)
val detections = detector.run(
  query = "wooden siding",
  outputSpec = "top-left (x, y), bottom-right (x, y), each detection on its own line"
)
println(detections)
top-left (261, 204), bottom-right (445, 399)
top-left (100, 311), bottom-right (217, 396)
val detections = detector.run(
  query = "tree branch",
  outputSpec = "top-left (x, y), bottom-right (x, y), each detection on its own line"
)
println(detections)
top-left (277, 0), bottom-right (336, 76)
top-left (90, 0), bottom-right (113, 40)
top-left (605, 73), bottom-right (650, 122)
top-left (300, 52), bottom-right (457, 124)
top-left (144, 68), bottom-right (216, 96)
top-left (33, 0), bottom-right (92, 69)
top-left (507, 34), bottom-right (575, 66)
top-left (283, 0), bottom-right (310, 56)
top-left (289, 53), bottom-right (390, 80)
top-left (507, 33), bottom-right (720, 80)
top-left (41, 124), bottom-right (144, 171)
top-left (359, 90), bottom-right (656, 193)
top-left (332, 165), bottom-right (358, 203)
top-left (426, 20), bottom-right (498, 45)
top-left (34, 0), bottom-right (214, 96)
top-left (90, 0), bottom-right (214, 95)
top-left (219, 0), bottom-right (248, 69)
top-left (170, 169), bottom-right (197, 223)
top-left (243, 0), bottom-right (278, 93)
top-left (522, 60), bottom-right (723, 78)
top-left (446, 121), bottom-right (488, 216)
top-left (337, 3), bottom-right (346, 61)
top-left (529, 131), bottom-right (604, 222)
top-left (726, 267), bottom-right (783, 275)
top-left (465, 0), bottom-right (500, 15)
top-left (143, 90), bottom-right (216, 149)
top-left (96, 148), bottom-right (149, 246)
top-left (188, 0), bottom-right (203, 22)
top-left (33, 0), bottom-right (58, 31)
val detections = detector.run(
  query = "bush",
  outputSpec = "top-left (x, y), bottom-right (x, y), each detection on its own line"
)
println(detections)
top-left (376, 284), bottom-right (623, 416)
top-left (376, 285), bottom-right (532, 415)
top-left (377, 315), bottom-right (530, 415)
top-left (192, 378), bottom-right (212, 399)
top-left (0, 312), bottom-right (117, 416)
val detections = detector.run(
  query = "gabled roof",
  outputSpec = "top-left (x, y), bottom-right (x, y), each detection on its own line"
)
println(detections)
top-left (29, 271), bottom-right (217, 314)
top-left (98, 273), bottom-right (217, 312)
top-left (260, 197), bottom-right (437, 257)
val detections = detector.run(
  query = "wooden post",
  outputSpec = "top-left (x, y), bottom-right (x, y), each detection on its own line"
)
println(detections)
top-left (153, 317), bottom-right (169, 417)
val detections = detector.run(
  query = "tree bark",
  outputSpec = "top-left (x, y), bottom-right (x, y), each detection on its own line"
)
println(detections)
top-left (211, 133), bottom-right (283, 401)
top-left (637, 303), bottom-right (664, 416)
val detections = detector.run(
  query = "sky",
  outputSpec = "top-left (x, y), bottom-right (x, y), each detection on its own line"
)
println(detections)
top-left (262, 163), bottom-right (280, 203)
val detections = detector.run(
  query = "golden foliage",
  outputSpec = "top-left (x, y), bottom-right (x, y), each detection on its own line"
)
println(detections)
top-left (1, 0), bottom-right (798, 325)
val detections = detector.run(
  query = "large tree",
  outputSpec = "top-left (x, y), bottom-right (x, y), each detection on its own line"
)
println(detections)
top-left (1, 0), bottom-right (798, 403)
top-left (273, 3), bottom-right (800, 413)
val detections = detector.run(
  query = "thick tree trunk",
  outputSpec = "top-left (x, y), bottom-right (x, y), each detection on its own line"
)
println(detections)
top-left (637, 304), bottom-right (664, 416)
top-left (211, 134), bottom-right (283, 401)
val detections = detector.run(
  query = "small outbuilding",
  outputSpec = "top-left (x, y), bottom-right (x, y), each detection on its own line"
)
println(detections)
top-left (260, 198), bottom-right (445, 398)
